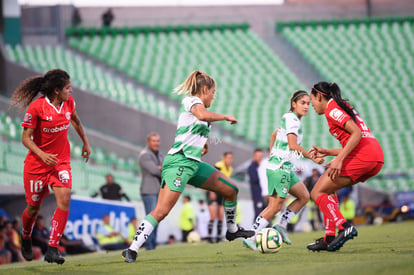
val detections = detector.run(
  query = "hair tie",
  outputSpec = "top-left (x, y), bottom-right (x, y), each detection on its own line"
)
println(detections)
top-left (312, 87), bottom-right (329, 96)
top-left (291, 91), bottom-right (308, 102)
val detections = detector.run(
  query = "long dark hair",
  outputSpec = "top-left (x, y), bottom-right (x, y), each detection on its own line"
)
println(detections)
top-left (10, 69), bottom-right (70, 110)
top-left (310, 82), bottom-right (356, 121)
top-left (290, 90), bottom-right (308, 112)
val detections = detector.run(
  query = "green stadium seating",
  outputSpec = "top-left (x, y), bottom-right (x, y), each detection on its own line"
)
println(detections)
top-left (66, 24), bottom-right (305, 148)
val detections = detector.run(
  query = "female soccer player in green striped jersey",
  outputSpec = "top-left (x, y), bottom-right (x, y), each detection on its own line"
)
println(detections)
top-left (123, 70), bottom-right (254, 263)
top-left (243, 90), bottom-right (324, 251)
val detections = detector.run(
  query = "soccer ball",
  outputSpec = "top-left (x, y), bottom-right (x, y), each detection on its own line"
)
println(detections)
top-left (187, 231), bottom-right (201, 243)
top-left (256, 227), bottom-right (283, 253)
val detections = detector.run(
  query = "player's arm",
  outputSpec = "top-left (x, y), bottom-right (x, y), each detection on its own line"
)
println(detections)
top-left (202, 142), bottom-right (208, 156)
top-left (191, 103), bottom-right (237, 124)
top-left (310, 146), bottom-right (342, 157)
top-left (326, 119), bottom-right (362, 179)
top-left (268, 129), bottom-right (278, 154)
top-left (22, 127), bottom-right (58, 166)
top-left (287, 134), bottom-right (324, 164)
top-left (71, 111), bottom-right (91, 162)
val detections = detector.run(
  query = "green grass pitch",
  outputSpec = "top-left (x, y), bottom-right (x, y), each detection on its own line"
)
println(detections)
top-left (1, 221), bottom-right (413, 275)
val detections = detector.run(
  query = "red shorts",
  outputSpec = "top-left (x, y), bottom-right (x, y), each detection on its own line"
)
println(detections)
top-left (24, 164), bottom-right (72, 206)
top-left (341, 155), bottom-right (383, 183)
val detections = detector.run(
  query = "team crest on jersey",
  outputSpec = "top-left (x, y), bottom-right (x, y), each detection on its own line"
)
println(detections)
top-left (23, 113), bottom-right (32, 124)
top-left (329, 108), bottom-right (346, 123)
top-left (31, 194), bottom-right (40, 202)
top-left (58, 170), bottom-right (70, 184)
top-left (174, 177), bottom-right (182, 187)
top-left (282, 186), bottom-right (288, 194)
top-left (65, 112), bottom-right (71, 120)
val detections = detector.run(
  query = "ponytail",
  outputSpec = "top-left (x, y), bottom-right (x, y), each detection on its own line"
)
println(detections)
top-left (10, 68), bottom-right (70, 111)
top-left (174, 70), bottom-right (215, 96)
top-left (10, 76), bottom-right (44, 111)
top-left (311, 81), bottom-right (357, 121)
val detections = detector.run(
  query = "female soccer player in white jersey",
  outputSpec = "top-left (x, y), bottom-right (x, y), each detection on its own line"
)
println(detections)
top-left (123, 70), bottom-right (254, 263)
top-left (10, 69), bottom-right (91, 264)
top-left (243, 90), bottom-right (324, 250)
top-left (306, 82), bottom-right (383, 252)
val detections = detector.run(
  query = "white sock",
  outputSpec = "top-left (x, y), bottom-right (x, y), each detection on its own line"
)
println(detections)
top-left (224, 206), bottom-right (238, 233)
top-left (278, 208), bottom-right (295, 229)
top-left (129, 219), bottom-right (154, 252)
top-left (253, 215), bottom-right (270, 234)
top-left (246, 215), bottom-right (269, 241)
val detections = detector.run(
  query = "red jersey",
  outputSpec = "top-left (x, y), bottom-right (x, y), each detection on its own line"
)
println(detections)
top-left (325, 99), bottom-right (384, 162)
top-left (21, 96), bottom-right (75, 173)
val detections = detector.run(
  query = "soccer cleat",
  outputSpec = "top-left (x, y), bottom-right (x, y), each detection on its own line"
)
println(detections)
top-left (21, 237), bottom-right (33, 261)
top-left (273, 225), bottom-right (292, 245)
top-left (44, 246), bottom-right (65, 264)
top-left (307, 237), bottom-right (328, 252)
top-left (122, 249), bottom-right (138, 263)
top-left (243, 238), bottom-right (257, 251)
top-left (225, 226), bottom-right (255, 241)
top-left (328, 225), bottom-right (358, 251)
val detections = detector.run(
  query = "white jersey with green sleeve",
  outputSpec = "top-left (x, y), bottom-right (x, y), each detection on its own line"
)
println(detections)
top-left (167, 96), bottom-right (211, 161)
top-left (267, 112), bottom-right (303, 170)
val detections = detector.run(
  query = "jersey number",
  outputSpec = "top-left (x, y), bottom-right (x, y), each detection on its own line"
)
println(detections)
top-left (356, 116), bottom-right (369, 131)
top-left (30, 180), bottom-right (43, 193)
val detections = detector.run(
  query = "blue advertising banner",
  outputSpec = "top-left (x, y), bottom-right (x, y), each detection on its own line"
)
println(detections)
top-left (65, 196), bottom-right (136, 240)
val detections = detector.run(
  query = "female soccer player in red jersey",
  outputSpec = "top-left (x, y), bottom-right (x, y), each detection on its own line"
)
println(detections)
top-left (307, 81), bottom-right (384, 252)
top-left (10, 69), bottom-right (91, 264)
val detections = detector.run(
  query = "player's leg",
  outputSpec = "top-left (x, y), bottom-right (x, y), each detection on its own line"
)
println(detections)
top-left (275, 179), bottom-right (309, 245)
top-left (192, 163), bottom-right (254, 241)
top-left (45, 185), bottom-right (71, 264)
top-left (21, 172), bottom-right (49, 261)
top-left (217, 204), bottom-right (224, 242)
top-left (311, 174), bottom-right (357, 251)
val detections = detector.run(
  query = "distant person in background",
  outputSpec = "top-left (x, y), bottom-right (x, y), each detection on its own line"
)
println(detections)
top-left (247, 148), bottom-right (264, 221)
top-left (71, 7), bottom-right (82, 27)
top-left (11, 68), bottom-right (90, 264)
top-left (258, 148), bottom-right (272, 207)
top-left (102, 8), bottom-right (114, 27)
top-left (179, 196), bottom-right (195, 242)
top-left (206, 152), bottom-right (233, 243)
top-left (92, 174), bottom-right (130, 201)
top-left (32, 216), bottom-right (50, 255)
top-left (139, 132), bottom-right (164, 250)
top-left (196, 200), bottom-right (210, 241)
top-left (304, 168), bottom-right (323, 231)
top-left (127, 217), bottom-right (138, 245)
top-left (339, 194), bottom-right (356, 223)
top-left (96, 214), bottom-right (129, 251)
top-left (0, 224), bottom-right (12, 265)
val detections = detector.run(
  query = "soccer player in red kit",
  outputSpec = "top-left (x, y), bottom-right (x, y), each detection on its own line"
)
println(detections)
top-left (10, 69), bottom-right (91, 264)
top-left (307, 81), bottom-right (383, 252)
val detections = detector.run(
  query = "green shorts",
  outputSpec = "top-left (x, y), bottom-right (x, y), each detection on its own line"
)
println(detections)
top-left (266, 166), bottom-right (301, 198)
top-left (161, 153), bottom-right (216, 193)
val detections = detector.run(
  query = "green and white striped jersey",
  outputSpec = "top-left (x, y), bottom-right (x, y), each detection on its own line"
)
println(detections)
top-left (168, 96), bottom-right (211, 161)
top-left (268, 112), bottom-right (303, 170)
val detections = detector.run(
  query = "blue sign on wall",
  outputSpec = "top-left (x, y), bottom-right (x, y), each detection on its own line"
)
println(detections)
top-left (65, 196), bottom-right (136, 240)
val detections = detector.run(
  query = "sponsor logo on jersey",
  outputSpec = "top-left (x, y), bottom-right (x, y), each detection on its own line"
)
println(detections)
top-left (23, 113), bottom-right (32, 124)
top-left (46, 116), bottom-right (53, 121)
top-left (65, 112), bottom-right (71, 120)
top-left (329, 108), bottom-right (346, 123)
top-left (58, 170), bottom-right (70, 184)
top-left (43, 123), bottom-right (70, 133)
top-left (31, 194), bottom-right (40, 202)
top-left (174, 177), bottom-right (181, 187)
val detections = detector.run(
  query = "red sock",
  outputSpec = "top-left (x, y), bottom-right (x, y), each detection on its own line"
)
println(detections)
top-left (22, 209), bottom-right (37, 239)
top-left (316, 194), bottom-right (346, 229)
top-left (324, 215), bottom-right (336, 240)
top-left (48, 208), bottom-right (69, 247)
